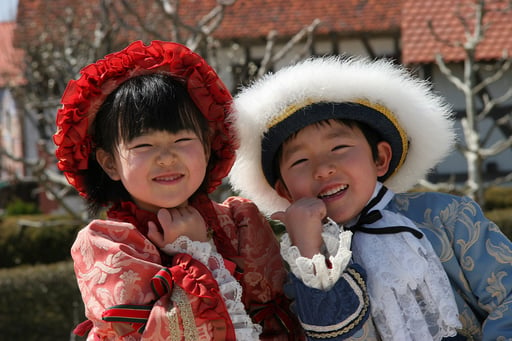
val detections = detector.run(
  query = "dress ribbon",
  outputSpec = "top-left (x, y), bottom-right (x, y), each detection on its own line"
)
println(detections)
top-left (99, 253), bottom-right (236, 338)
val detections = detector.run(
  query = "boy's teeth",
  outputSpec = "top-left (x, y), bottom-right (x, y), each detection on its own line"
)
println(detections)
top-left (319, 185), bottom-right (347, 198)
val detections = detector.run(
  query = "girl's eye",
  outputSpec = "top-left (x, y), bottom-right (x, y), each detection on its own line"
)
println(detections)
top-left (175, 137), bottom-right (193, 143)
top-left (174, 130), bottom-right (198, 143)
top-left (132, 143), bottom-right (152, 149)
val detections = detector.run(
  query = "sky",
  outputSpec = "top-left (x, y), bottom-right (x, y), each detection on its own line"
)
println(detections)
top-left (0, 0), bottom-right (18, 22)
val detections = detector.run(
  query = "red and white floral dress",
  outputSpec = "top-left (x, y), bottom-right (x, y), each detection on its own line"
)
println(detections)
top-left (71, 195), bottom-right (302, 340)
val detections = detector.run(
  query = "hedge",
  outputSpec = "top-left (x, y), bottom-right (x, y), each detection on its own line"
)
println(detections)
top-left (484, 186), bottom-right (512, 210)
top-left (0, 261), bottom-right (86, 341)
top-left (0, 215), bottom-right (82, 268)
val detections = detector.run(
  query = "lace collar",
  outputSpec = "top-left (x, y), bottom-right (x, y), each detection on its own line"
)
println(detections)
top-left (348, 182), bottom-right (461, 340)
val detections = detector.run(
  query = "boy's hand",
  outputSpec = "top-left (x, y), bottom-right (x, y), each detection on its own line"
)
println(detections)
top-left (271, 197), bottom-right (326, 258)
top-left (147, 206), bottom-right (208, 248)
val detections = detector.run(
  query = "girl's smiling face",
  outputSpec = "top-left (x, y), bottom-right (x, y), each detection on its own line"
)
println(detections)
top-left (97, 129), bottom-right (208, 213)
top-left (275, 119), bottom-right (391, 224)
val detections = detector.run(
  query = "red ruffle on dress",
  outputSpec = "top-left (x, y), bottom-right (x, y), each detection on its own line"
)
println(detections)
top-left (71, 197), bottom-right (302, 340)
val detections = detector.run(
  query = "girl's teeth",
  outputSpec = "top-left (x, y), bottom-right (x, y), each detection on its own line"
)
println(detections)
top-left (156, 175), bottom-right (179, 181)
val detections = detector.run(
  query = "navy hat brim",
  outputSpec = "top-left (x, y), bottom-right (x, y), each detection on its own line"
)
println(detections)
top-left (262, 102), bottom-right (407, 186)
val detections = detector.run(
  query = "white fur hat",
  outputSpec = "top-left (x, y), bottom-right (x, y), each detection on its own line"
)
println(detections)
top-left (228, 56), bottom-right (455, 216)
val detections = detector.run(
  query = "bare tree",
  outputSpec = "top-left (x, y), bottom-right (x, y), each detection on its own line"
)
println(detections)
top-left (112, 0), bottom-right (320, 83)
top-left (8, 0), bottom-right (319, 220)
top-left (5, 1), bottom-right (121, 220)
top-left (424, 0), bottom-right (512, 205)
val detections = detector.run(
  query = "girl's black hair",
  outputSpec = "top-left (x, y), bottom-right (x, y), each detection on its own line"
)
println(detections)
top-left (84, 73), bottom-right (210, 215)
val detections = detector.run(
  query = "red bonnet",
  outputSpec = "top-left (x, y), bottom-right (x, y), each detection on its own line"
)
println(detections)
top-left (54, 40), bottom-right (235, 197)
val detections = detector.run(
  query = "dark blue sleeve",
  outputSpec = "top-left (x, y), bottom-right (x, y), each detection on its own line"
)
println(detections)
top-left (287, 264), bottom-right (370, 340)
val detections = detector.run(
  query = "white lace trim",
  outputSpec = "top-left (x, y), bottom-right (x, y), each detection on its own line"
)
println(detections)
top-left (280, 218), bottom-right (353, 290)
top-left (161, 236), bottom-right (261, 340)
top-left (350, 183), bottom-right (461, 341)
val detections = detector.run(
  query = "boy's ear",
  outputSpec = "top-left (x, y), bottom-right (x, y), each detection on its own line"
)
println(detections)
top-left (96, 149), bottom-right (121, 181)
top-left (375, 141), bottom-right (393, 177)
top-left (274, 179), bottom-right (293, 202)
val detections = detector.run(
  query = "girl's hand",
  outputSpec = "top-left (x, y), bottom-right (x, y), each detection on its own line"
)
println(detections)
top-left (147, 206), bottom-right (208, 248)
top-left (271, 197), bottom-right (326, 258)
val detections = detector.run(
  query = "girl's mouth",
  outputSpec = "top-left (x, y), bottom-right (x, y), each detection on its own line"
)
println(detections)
top-left (153, 174), bottom-right (183, 182)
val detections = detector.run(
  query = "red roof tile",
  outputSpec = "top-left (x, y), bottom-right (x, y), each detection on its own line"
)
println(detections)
top-left (16, 0), bottom-right (402, 45)
top-left (14, 0), bottom-right (512, 68)
top-left (14, 0), bottom-right (109, 46)
top-left (0, 22), bottom-right (24, 87)
top-left (402, 0), bottom-right (512, 64)
top-left (212, 0), bottom-right (402, 39)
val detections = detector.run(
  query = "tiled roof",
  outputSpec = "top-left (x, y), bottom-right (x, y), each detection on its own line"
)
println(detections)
top-left (0, 22), bottom-right (24, 87)
top-left (402, 0), bottom-right (512, 64)
top-left (14, 0), bottom-right (511, 67)
top-left (210, 0), bottom-right (402, 39)
top-left (15, 0), bottom-right (402, 44)
top-left (14, 0), bottom-right (105, 46)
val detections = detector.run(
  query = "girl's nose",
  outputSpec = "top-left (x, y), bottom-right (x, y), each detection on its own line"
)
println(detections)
top-left (157, 148), bottom-right (176, 166)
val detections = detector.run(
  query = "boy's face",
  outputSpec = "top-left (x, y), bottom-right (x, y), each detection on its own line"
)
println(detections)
top-left (274, 119), bottom-right (392, 225)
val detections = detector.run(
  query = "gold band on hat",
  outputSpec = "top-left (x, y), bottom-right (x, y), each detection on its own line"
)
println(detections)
top-left (354, 99), bottom-right (408, 176)
top-left (266, 99), bottom-right (315, 129)
top-left (267, 98), bottom-right (409, 177)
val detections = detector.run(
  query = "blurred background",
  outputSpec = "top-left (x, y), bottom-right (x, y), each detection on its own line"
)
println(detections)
top-left (0, 1), bottom-right (511, 340)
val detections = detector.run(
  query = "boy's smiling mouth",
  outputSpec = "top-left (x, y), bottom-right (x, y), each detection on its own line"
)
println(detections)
top-left (318, 184), bottom-right (348, 199)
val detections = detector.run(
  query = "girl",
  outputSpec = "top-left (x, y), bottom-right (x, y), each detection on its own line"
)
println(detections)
top-left (54, 40), bottom-right (301, 340)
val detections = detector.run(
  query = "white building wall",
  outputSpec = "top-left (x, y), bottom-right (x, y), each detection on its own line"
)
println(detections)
top-left (0, 88), bottom-right (24, 179)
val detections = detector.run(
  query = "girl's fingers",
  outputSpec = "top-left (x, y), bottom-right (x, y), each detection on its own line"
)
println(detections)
top-left (147, 220), bottom-right (163, 247)
top-left (157, 208), bottom-right (173, 226)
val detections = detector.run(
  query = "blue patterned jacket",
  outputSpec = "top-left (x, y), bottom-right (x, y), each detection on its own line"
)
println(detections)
top-left (288, 192), bottom-right (512, 341)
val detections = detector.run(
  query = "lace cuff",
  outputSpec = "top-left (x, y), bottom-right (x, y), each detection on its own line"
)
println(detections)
top-left (161, 236), bottom-right (261, 340)
top-left (280, 218), bottom-right (353, 290)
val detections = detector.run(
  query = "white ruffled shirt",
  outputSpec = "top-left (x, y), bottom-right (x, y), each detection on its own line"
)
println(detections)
top-left (162, 236), bottom-right (261, 340)
top-left (280, 182), bottom-right (462, 341)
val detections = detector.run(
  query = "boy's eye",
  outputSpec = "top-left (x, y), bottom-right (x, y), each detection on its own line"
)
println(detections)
top-left (332, 144), bottom-right (348, 151)
top-left (290, 158), bottom-right (308, 167)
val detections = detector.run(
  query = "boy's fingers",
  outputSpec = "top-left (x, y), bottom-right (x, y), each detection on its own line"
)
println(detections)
top-left (271, 211), bottom-right (285, 222)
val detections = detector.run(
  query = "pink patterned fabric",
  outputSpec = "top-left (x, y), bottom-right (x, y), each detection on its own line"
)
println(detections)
top-left (72, 197), bottom-right (302, 340)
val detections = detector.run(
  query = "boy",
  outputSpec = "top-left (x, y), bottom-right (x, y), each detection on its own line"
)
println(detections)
top-left (229, 56), bottom-right (512, 340)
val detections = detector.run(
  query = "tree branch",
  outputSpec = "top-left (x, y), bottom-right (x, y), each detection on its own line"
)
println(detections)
top-left (435, 53), bottom-right (467, 91)
top-left (257, 19), bottom-right (320, 77)
top-left (480, 135), bottom-right (512, 157)
top-left (473, 57), bottom-right (512, 94)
